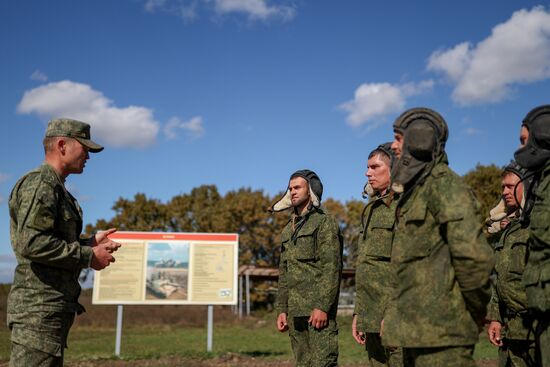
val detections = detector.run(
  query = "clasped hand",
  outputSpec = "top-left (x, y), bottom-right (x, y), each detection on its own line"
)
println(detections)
top-left (90, 228), bottom-right (122, 270)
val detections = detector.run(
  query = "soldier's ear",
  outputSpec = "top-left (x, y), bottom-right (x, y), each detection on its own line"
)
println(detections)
top-left (57, 137), bottom-right (68, 154)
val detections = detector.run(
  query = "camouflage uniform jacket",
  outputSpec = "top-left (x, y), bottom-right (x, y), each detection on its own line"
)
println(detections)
top-left (354, 193), bottom-right (397, 333)
top-left (488, 219), bottom-right (534, 340)
top-left (383, 158), bottom-right (495, 347)
top-left (7, 163), bottom-right (93, 320)
top-left (523, 160), bottom-right (550, 312)
top-left (276, 207), bottom-right (343, 318)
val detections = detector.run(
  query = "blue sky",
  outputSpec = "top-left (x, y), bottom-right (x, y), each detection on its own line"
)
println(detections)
top-left (1, 0), bottom-right (550, 282)
top-left (148, 242), bottom-right (189, 263)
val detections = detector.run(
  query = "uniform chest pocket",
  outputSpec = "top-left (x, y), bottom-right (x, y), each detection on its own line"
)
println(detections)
top-left (530, 202), bottom-right (550, 231)
top-left (529, 201), bottom-right (550, 247)
top-left (364, 221), bottom-right (393, 258)
top-left (397, 202), bottom-right (433, 258)
top-left (508, 242), bottom-right (528, 275)
top-left (59, 203), bottom-right (81, 242)
top-left (403, 201), bottom-right (428, 224)
top-left (293, 228), bottom-right (319, 261)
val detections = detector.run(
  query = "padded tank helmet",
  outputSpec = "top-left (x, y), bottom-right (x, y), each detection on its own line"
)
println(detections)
top-left (270, 169), bottom-right (323, 212)
top-left (514, 105), bottom-right (550, 170)
top-left (391, 107), bottom-right (449, 193)
top-left (363, 142), bottom-right (395, 198)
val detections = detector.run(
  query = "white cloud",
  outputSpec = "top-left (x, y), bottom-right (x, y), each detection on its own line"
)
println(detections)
top-left (30, 70), bottom-right (48, 82)
top-left (427, 42), bottom-right (471, 83)
top-left (144, 0), bottom-right (295, 23)
top-left (427, 7), bottom-right (550, 105)
top-left (164, 116), bottom-right (205, 140)
top-left (17, 80), bottom-right (160, 148)
top-left (339, 80), bottom-right (434, 128)
top-left (213, 0), bottom-right (295, 21)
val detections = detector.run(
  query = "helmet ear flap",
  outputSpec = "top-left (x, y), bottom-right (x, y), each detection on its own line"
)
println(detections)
top-left (406, 121), bottom-right (437, 161)
top-left (515, 105), bottom-right (550, 170)
top-left (531, 115), bottom-right (550, 150)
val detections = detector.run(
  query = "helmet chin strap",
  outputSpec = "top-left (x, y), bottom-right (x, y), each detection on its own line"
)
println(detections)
top-left (517, 168), bottom-right (542, 226)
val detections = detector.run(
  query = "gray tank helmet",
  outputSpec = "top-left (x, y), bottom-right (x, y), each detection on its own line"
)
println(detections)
top-left (486, 159), bottom-right (530, 233)
top-left (270, 169), bottom-right (323, 212)
top-left (514, 105), bottom-right (550, 170)
top-left (391, 107), bottom-right (449, 194)
top-left (503, 159), bottom-right (527, 180)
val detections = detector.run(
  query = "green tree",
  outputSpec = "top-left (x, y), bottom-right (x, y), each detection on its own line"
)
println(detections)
top-left (85, 193), bottom-right (168, 233)
top-left (323, 198), bottom-right (364, 267)
top-left (166, 185), bottom-right (225, 233)
top-left (462, 163), bottom-right (503, 219)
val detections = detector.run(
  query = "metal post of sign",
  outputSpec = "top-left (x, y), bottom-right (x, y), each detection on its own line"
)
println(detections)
top-left (207, 305), bottom-right (214, 352)
top-left (245, 271), bottom-right (251, 316)
top-left (115, 305), bottom-right (123, 357)
top-left (238, 275), bottom-right (243, 318)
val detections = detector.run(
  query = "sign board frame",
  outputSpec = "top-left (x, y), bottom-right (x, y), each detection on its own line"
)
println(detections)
top-left (92, 231), bottom-right (239, 306)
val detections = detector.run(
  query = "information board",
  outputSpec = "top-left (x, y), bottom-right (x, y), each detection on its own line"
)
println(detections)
top-left (92, 231), bottom-right (239, 305)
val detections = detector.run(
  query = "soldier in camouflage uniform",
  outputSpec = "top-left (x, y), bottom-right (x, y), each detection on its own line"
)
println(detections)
top-left (382, 107), bottom-right (495, 367)
top-left (514, 105), bottom-right (550, 367)
top-left (7, 118), bottom-right (121, 367)
top-left (486, 161), bottom-right (536, 367)
top-left (352, 143), bottom-right (403, 367)
top-left (271, 169), bottom-right (343, 367)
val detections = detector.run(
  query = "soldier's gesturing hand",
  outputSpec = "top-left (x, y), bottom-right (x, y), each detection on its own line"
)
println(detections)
top-left (488, 321), bottom-right (503, 347)
top-left (309, 308), bottom-right (328, 330)
top-left (91, 243), bottom-right (116, 270)
top-left (277, 313), bottom-right (289, 332)
top-left (352, 314), bottom-right (366, 345)
top-left (91, 228), bottom-right (122, 253)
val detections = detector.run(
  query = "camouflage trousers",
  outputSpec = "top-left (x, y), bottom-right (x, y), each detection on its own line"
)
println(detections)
top-left (498, 339), bottom-right (536, 367)
top-left (289, 316), bottom-right (338, 367)
top-left (402, 345), bottom-right (475, 367)
top-left (534, 313), bottom-right (550, 367)
top-left (365, 332), bottom-right (403, 367)
top-left (8, 311), bottom-right (75, 367)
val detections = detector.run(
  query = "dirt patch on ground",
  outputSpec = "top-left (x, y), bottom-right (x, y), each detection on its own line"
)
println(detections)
top-left (64, 355), bottom-right (293, 367)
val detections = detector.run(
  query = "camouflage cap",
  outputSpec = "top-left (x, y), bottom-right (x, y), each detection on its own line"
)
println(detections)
top-left (45, 118), bottom-right (104, 153)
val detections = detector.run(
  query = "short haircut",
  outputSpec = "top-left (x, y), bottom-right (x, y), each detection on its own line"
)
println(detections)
top-left (43, 136), bottom-right (58, 154)
top-left (43, 136), bottom-right (77, 154)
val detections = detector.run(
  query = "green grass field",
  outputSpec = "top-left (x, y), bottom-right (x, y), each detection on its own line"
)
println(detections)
top-left (0, 312), bottom-right (498, 365)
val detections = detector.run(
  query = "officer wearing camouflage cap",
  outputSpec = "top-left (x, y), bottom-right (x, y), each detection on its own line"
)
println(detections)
top-left (271, 169), bottom-right (343, 367)
top-left (381, 108), bottom-right (494, 366)
top-left (352, 143), bottom-right (403, 367)
top-left (486, 161), bottom-right (535, 367)
top-left (7, 118), bottom-right (121, 366)
top-left (514, 104), bottom-right (550, 367)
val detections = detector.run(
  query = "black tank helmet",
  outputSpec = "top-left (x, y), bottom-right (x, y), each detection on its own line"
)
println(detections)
top-left (270, 169), bottom-right (323, 212)
top-left (514, 105), bottom-right (550, 170)
top-left (363, 142), bottom-right (396, 198)
top-left (391, 107), bottom-right (449, 193)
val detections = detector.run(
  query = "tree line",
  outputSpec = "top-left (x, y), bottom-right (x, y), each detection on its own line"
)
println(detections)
top-left (85, 164), bottom-right (503, 268)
